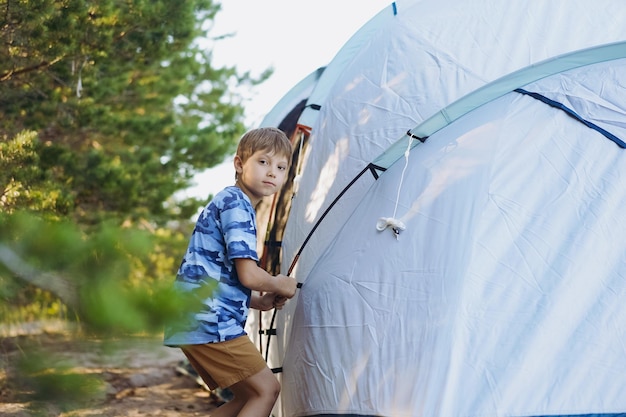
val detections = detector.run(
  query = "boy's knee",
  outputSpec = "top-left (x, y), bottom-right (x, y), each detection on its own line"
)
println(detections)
top-left (253, 375), bottom-right (279, 404)
top-left (243, 367), bottom-right (281, 402)
top-left (267, 377), bottom-right (280, 400)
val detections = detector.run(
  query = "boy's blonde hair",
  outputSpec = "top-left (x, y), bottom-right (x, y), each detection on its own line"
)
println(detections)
top-left (236, 127), bottom-right (292, 165)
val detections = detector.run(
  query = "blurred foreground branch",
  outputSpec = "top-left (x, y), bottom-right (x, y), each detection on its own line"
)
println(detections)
top-left (0, 244), bottom-right (78, 307)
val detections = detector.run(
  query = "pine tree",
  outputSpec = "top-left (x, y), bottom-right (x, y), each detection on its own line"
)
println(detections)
top-left (0, 0), bottom-right (265, 224)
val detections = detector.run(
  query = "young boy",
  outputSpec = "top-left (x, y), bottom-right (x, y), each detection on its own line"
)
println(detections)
top-left (164, 127), bottom-right (298, 417)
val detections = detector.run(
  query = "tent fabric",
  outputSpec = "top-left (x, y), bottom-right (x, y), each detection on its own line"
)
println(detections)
top-left (283, 87), bottom-right (626, 417)
top-left (514, 87), bottom-right (626, 148)
top-left (375, 42), bottom-right (626, 169)
top-left (307, 415), bottom-right (626, 417)
top-left (258, 67), bottom-right (325, 129)
top-left (281, 0), bottom-right (626, 295)
top-left (297, 5), bottom-right (399, 130)
top-left (248, 1), bottom-right (626, 416)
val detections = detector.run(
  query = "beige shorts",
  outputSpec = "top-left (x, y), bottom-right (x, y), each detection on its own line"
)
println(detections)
top-left (181, 335), bottom-right (268, 390)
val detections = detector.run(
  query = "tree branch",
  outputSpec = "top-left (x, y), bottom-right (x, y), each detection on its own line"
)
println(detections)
top-left (0, 244), bottom-right (78, 307)
top-left (0, 57), bottom-right (63, 82)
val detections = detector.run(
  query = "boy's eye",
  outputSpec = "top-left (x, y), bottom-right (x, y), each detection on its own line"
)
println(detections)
top-left (278, 166), bottom-right (287, 171)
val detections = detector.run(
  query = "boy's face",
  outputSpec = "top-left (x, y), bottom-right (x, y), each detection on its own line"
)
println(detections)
top-left (234, 149), bottom-right (289, 206)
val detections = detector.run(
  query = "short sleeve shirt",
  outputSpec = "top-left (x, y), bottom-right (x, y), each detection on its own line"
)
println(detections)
top-left (163, 186), bottom-right (259, 346)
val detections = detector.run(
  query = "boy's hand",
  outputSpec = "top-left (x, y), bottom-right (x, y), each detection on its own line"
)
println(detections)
top-left (277, 274), bottom-right (297, 298)
top-left (254, 292), bottom-right (287, 311)
top-left (272, 295), bottom-right (287, 310)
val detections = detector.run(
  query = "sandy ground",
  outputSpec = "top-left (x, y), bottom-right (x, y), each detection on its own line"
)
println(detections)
top-left (0, 329), bottom-right (223, 416)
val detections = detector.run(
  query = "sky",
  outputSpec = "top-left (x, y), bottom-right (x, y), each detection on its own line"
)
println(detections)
top-left (183, 0), bottom-right (392, 198)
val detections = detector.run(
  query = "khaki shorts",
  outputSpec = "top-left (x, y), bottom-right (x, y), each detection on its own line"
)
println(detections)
top-left (181, 335), bottom-right (268, 390)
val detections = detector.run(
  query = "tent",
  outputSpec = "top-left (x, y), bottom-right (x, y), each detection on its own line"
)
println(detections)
top-left (250, 1), bottom-right (626, 416)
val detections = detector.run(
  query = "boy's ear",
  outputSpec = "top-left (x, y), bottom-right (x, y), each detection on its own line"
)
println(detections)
top-left (233, 155), bottom-right (243, 174)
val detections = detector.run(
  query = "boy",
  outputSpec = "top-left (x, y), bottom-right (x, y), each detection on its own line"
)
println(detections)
top-left (164, 127), bottom-right (298, 417)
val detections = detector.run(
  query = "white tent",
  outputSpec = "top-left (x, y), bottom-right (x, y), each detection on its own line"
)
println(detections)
top-left (253, 1), bottom-right (626, 416)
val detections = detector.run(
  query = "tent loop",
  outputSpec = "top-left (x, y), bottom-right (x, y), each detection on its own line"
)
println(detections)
top-left (406, 129), bottom-right (428, 143)
top-left (376, 132), bottom-right (418, 239)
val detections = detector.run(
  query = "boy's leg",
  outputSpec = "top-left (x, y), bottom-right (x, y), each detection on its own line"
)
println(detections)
top-left (206, 394), bottom-right (244, 417)
top-left (217, 367), bottom-right (280, 417)
top-left (181, 337), bottom-right (279, 416)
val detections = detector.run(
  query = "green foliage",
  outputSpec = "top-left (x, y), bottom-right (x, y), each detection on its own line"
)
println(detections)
top-left (0, 130), bottom-right (72, 218)
top-left (0, 0), bottom-right (258, 409)
top-left (0, 211), bottom-right (192, 335)
top-left (0, 0), bottom-right (265, 225)
top-left (0, 210), bottom-right (196, 412)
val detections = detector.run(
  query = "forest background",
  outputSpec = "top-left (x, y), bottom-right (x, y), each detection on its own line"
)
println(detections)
top-left (0, 0), bottom-right (269, 413)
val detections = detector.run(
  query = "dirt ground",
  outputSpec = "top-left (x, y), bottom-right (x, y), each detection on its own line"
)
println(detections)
top-left (0, 328), bottom-right (223, 416)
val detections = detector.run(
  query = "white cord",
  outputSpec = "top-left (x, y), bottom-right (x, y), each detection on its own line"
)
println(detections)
top-left (377, 134), bottom-right (413, 239)
top-left (393, 134), bottom-right (412, 218)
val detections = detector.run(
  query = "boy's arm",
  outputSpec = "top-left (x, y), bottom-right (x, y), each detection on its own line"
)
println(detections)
top-left (235, 258), bottom-right (297, 299)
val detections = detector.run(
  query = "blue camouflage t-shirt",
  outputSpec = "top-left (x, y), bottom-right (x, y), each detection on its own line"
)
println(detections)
top-left (163, 186), bottom-right (259, 346)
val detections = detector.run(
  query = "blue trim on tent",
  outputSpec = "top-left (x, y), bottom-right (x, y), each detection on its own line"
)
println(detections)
top-left (373, 40), bottom-right (626, 169)
top-left (514, 88), bottom-right (626, 148)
